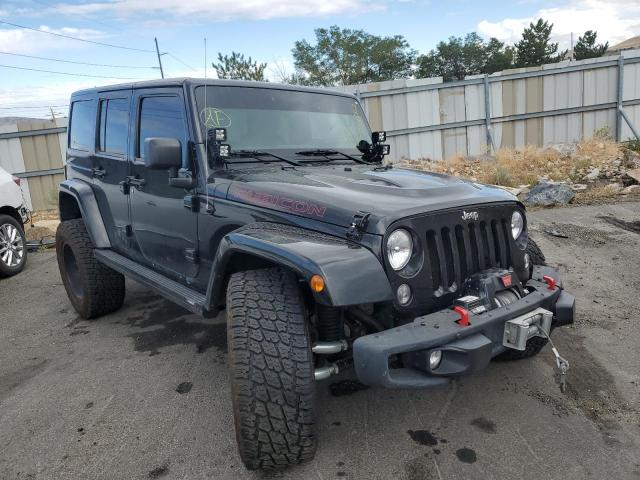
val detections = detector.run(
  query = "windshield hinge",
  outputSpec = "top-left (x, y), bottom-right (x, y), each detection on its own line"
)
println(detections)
top-left (346, 211), bottom-right (371, 240)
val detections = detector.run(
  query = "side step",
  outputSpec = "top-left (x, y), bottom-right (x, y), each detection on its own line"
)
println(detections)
top-left (94, 249), bottom-right (207, 315)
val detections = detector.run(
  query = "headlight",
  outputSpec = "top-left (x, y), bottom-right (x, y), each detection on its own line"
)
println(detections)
top-left (511, 211), bottom-right (524, 239)
top-left (387, 229), bottom-right (413, 270)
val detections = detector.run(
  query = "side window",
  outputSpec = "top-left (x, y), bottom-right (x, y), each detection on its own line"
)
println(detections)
top-left (138, 96), bottom-right (186, 160)
top-left (69, 100), bottom-right (96, 151)
top-left (98, 98), bottom-right (129, 155)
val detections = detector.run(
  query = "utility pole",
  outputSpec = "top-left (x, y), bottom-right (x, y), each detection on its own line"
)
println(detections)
top-left (570, 32), bottom-right (574, 61)
top-left (154, 37), bottom-right (165, 79)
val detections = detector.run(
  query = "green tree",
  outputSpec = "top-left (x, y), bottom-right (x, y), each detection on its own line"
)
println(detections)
top-left (574, 30), bottom-right (608, 60)
top-left (514, 19), bottom-right (567, 67)
top-left (484, 38), bottom-right (514, 73)
top-left (292, 25), bottom-right (417, 86)
top-left (416, 33), bottom-right (513, 81)
top-left (212, 51), bottom-right (267, 81)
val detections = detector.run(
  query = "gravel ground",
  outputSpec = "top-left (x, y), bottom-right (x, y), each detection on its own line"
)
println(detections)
top-left (1, 202), bottom-right (639, 480)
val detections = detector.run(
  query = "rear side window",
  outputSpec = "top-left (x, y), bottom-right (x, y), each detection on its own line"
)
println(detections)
top-left (98, 98), bottom-right (129, 155)
top-left (69, 100), bottom-right (96, 151)
top-left (138, 96), bottom-right (185, 159)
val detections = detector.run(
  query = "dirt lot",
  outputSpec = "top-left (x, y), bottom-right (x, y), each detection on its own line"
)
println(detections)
top-left (1, 202), bottom-right (639, 480)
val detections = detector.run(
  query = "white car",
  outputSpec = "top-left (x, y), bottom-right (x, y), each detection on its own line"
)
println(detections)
top-left (0, 166), bottom-right (29, 277)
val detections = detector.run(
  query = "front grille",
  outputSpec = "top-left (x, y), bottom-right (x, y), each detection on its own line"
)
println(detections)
top-left (424, 215), bottom-right (513, 297)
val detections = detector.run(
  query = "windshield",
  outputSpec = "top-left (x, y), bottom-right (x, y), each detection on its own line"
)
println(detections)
top-left (194, 85), bottom-right (371, 153)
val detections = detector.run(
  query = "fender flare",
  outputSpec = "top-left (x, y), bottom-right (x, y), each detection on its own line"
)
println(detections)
top-left (206, 222), bottom-right (394, 309)
top-left (59, 179), bottom-right (111, 248)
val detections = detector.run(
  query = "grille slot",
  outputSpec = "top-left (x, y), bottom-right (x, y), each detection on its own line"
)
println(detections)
top-left (424, 212), bottom-right (513, 295)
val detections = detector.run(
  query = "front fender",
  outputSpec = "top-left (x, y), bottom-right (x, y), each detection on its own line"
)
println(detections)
top-left (59, 179), bottom-right (110, 248)
top-left (206, 222), bottom-right (394, 309)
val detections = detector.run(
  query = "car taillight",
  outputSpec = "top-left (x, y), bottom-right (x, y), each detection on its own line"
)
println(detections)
top-left (12, 175), bottom-right (20, 186)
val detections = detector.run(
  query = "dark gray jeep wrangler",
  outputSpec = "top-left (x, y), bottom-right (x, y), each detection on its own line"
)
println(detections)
top-left (57, 78), bottom-right (575, 470)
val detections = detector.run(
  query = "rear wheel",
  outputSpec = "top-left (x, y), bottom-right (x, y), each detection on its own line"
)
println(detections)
top-left (56, 219), bottom-right (125, 319)
top-left (496, 237), bottom-right (548, 361)
top-left (0, 214), bottom-right (26, 278)
top-left (226, 268), bottom-right (317, 470)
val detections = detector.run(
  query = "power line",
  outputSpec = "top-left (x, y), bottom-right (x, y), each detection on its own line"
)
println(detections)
top-left (0, 20), bottom-right (155, 53)
top-left (166, 52), bottom-right (197, 72)
top-left (0, 63), bottom-right (145, 79)
top-left (0, 51), bottom-right (158, 69)
top-left (0, 105), bottom-right (69, 110)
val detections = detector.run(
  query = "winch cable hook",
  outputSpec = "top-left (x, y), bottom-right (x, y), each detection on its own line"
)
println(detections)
top-left (538, 328), bottom-right (570, 393)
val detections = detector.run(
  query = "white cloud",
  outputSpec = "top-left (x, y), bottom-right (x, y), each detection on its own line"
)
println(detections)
top-left (50, 0), bottom-right (376, 21)
top-left (477, 0), bottom-right (640, 47)
top-left (0, 26), bottom-right (104, 54)
top-left (0, 80), bottom-right (98, 118)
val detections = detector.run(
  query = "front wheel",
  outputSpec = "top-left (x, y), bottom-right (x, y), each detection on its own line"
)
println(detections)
top-left (0, 214), bottom-right (27, 278)
top-left (226, 268), bottom-right (317, 470)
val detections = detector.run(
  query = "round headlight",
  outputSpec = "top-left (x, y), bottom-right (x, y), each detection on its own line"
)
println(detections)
top-left (511, 211), bottom-right (524, 240)
top-left (387, 229), bottom-right (413, 270)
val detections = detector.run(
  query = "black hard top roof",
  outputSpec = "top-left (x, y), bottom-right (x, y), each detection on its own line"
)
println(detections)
top-left (71, 78), bottom-right (356, 100)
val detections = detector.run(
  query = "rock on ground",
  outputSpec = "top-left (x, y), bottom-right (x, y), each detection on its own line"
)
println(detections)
top-left (525, 182), bottom-right (575, 206)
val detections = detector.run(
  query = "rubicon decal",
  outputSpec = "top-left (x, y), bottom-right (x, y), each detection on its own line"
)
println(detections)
top-left (233, 187), bottom-right (327, 218)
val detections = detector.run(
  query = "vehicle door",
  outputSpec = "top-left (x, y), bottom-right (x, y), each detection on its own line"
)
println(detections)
top-left (128, 88), bottom-right (198, 282)
top-left (92, 92), bottom-right (132, 252)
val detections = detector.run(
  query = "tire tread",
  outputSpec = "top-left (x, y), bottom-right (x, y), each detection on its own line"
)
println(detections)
top-left (226, 268), bottom-right (316, 470)
top-left (56, 219), bottom-right (125, 319)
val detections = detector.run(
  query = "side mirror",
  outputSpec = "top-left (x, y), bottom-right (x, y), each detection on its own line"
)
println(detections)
top-left (144, 137), bottom-right (182, 170)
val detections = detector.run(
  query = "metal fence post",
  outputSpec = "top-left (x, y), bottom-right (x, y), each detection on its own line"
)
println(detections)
top-left (483, 75), bottom-right (497, 153)
top-left (616, 56), bottom-right (624, 142)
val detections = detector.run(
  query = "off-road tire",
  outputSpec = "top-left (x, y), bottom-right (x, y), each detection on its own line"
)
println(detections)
top-left (526, 237), bottom-right (546, 266)
top-left (56, 219), bottom-right (125, 319)
top-left (226, 268), bottom-right (316, 470)
top-left (495, 237), bottom-right (547, 361)
top-left (0, 214), bottom-right (27, 278)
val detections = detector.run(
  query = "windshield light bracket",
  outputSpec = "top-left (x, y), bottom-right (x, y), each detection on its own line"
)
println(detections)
top-left (207, 127), bottom-right (231, 166)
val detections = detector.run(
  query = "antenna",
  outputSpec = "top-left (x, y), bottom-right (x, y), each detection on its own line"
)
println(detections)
top-left (203, 38), bottom-right (211, 212)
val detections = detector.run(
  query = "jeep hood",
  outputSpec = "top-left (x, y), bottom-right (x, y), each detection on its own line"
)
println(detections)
top-left (220, 164), bottom-right (518, 235)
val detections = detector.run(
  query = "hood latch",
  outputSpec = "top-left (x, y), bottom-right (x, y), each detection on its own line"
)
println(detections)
top-left (346, 211), bottom-right (371, 240)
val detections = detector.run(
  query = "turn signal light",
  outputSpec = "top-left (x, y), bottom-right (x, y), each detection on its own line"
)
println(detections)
top-left (310, 275), bottom-right (325, 293)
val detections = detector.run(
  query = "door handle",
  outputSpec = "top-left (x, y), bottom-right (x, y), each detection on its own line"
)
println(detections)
top-left (126, 176), bottom-right (146, 189)
top-left (92, 167), bottom-right (106, 178)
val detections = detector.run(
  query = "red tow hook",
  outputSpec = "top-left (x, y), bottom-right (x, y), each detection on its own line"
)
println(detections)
top-left (543, 275), bottom-right (557, 290)
top-left (453, 306), bottom-right (470, 326)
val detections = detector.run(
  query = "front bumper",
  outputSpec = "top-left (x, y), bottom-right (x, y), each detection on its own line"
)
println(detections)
top-left (353, 266), bottom-right (575, 388)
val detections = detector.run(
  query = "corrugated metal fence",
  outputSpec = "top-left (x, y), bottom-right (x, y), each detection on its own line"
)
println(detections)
top-left (338, 49), bottom-right (640, 162)
top-left (0, 118), bottom-right (67, 211)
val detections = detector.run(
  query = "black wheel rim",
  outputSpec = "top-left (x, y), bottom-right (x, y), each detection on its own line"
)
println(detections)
top-left (63, 244), bottom-right (84, 298)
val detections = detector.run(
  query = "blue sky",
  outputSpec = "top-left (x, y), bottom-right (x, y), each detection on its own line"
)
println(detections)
top-left (1, 0), bottom-right (639, 117)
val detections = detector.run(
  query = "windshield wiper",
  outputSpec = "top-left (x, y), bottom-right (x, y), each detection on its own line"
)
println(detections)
top-left (229, 150), bottom-right (300, 167)
top-left (296, 149), bottom-right (372, 165)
